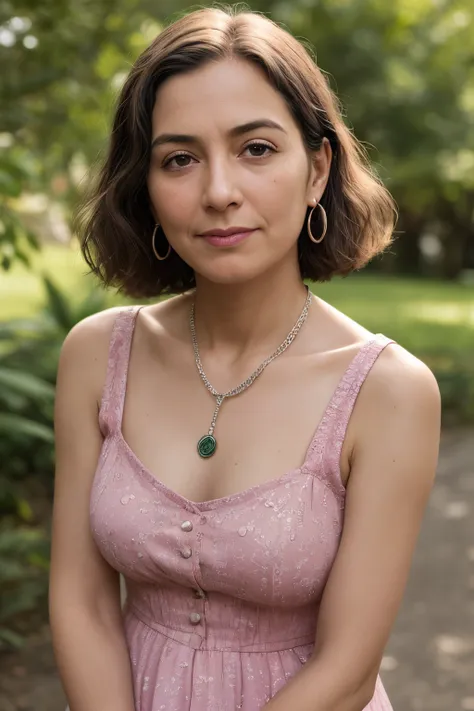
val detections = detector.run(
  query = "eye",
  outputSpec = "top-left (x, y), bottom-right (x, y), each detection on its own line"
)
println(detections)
top-left (162, 152), bottom-right (195, 170)
top-left (243, 141), bottom-right (276, 158)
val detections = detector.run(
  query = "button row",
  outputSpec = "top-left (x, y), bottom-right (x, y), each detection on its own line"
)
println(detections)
top-left (179, 519), bottom-right (206, 624)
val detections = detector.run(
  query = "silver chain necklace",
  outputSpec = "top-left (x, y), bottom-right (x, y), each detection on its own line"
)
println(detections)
top-left (190, 285), bottom-right (313, 458)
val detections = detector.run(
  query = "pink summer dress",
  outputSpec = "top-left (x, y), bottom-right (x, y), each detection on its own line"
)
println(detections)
top-left (87, 305), bottom-right (395, 710)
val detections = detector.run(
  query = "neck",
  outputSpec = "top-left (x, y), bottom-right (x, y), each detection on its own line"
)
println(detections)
top-left (190, 264), bottom-right (310, 359)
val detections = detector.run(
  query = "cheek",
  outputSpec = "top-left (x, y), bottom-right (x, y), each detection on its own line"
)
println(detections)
top-left (269, 154), bottom-right (306, 198)
top-left (262, 166), bottom-right (307, 225)
top-left (147, 174), bottom-right (196, 230)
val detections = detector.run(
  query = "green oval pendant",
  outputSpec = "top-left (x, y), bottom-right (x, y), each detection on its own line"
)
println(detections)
top-left (197, 435), bottom-right (217, 458)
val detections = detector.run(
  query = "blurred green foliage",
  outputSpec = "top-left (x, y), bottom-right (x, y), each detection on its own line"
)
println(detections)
top-left (1, 0), bottom-right (473, 274)
top-left (0, 275), bottom-right (109, 649)
top-left (0, 527), bottom-right (50, 651)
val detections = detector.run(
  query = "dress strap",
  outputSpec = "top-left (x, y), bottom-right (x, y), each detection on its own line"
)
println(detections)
top-left (305, 334), bottom-right (396, 495)
top-left (98, 305), bottom-right (143, 437)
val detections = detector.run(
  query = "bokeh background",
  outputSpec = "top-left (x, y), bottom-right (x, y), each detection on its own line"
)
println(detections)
top-left (1, 1), bottom-right (473, 709)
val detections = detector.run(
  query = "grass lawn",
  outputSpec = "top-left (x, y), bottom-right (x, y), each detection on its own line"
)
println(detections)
top-left (317, 272), bottom-right (474, 358)
top-left (0, 242), bottom-right (114, 320)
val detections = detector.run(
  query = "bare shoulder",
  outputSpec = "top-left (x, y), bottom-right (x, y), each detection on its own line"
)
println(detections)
top-left (62, 304), bottom-right (128, 345)
top-left (361, 340), bottom-right (441, 416)
top-left (57, 305), bottom-right (137, 406)
top-left (59, 305), bottom-right (128, 362)
top-left (351, 339), bottom-right (442, 484)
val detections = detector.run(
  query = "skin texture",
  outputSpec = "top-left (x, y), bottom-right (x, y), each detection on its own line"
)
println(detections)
top-left (49, 56), bottom-right (441, 711)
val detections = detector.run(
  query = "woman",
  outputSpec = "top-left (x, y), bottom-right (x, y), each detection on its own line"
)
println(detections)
top-left (49, 6), bottom-right (441, 711)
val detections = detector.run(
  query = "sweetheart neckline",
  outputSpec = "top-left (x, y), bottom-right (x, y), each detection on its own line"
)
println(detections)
top-left (110, 415), bottom-right (346, 513)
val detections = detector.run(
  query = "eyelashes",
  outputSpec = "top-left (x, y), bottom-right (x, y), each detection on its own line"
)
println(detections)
top-left (161, 141), bottom-right (277, 171)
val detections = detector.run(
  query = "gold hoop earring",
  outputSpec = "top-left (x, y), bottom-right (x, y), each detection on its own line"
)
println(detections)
top-left (151, 223), bottom-right (171, 261)
top-left (307, 201), bottom-right (327, 244)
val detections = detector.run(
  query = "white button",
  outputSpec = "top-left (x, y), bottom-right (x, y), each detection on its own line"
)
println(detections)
top-left (181, 520), bottom-right (193, 532)
top-left (180, 547), bottom-right (192, 558)
top-left (189, 612), bottom-right (201, 625)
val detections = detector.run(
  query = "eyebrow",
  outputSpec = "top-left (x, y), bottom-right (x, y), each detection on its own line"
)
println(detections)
top-left (151, 119), bottom-right (287, 150)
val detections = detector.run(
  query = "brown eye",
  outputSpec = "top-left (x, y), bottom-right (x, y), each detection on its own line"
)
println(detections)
top-left (162, 153), bottom-right (195, 170)
top-left (244, 142), bottom-right (275, 158)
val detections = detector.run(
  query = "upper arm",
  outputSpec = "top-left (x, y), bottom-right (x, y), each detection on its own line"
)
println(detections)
top-left (49, 307), bottom-right (124, 624)
top-left (311, 344), bottom-right (441, 693)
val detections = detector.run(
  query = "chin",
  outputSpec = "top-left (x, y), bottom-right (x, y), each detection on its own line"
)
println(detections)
top-left (195, 261), bottom-right (265, 286)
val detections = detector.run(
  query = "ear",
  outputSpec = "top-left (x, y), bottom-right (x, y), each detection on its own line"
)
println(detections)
top-left (306, 137), bottom-right (332, 204)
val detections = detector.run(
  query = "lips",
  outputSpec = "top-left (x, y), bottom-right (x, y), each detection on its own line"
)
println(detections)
top-left (200, 229), bottom-right (256, 247)
top-left (198, 227), bottom-right (254, 237)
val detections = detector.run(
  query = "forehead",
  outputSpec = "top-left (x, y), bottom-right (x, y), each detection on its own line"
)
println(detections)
top-left (151, 57), bottom-right (297, 135)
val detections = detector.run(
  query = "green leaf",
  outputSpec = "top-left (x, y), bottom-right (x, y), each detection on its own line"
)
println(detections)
top-left (25, 230), bottom-right (40, 250)
top-left (17, 499), bottom-right (34, 522)
top-left (0, 528), bottom-right (47, 554)
top-left (1, 254), bottom-right (11, 270)
top-left (41, 274), bottom-right (74, 331)
top-left (0, 559), bottom-right (28, 581)
top-left (0, 170), bottom-right (22, 197)
top-left (0, 368), bottom-right (55, 400)
top-left (0, 628), bottom-right (25, 649)
top-left (0, 389), bottom-right (28, 412)
top-left (0, 414), bottom-right (54, 442)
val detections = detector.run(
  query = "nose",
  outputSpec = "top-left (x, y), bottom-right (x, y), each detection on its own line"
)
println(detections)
top-left (201, 156), bottom-right (243, 212)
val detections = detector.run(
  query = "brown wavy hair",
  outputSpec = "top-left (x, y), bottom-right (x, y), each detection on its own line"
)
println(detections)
top-left (77, 5), bottom-right (397, 298)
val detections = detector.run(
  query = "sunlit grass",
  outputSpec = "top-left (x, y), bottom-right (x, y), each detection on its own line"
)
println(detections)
top-left (313, 273), bottom-right (474, 360)
top-left (405, 302), bottom-right (474, 327)
top-left (0, 242), bottom-right (97, 320)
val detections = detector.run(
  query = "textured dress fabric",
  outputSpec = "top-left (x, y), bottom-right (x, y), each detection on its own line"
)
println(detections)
top-left (87, 305), bottom-right (396, 711)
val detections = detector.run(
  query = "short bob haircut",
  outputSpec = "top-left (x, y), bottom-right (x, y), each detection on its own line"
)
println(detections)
top-left (78, 5), bottom-right (397, 298)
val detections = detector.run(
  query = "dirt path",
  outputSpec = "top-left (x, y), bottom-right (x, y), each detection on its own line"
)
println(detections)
top-left (1, 426), bottom-right (473, 711)
top-left (381, 426), bottom-right (474, 711)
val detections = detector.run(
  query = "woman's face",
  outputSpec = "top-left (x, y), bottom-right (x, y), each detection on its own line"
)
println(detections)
top-left (147, 57), bottom-right (331, 285)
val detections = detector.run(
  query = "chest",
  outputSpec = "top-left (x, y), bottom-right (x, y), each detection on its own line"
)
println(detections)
top-left (119, 350), bottom-right (352, 504)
